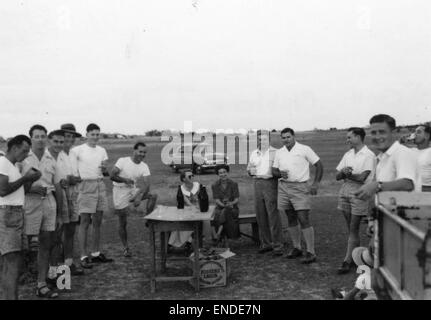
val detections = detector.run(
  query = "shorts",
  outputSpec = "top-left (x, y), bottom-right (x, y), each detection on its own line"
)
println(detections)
top-left (24, 193), bottom-right (57, 235)
top-left (77, 179), bottom-right (108, 214)
top-left (337, 182), bottom-right (370, 216)
top-left (277, 181), bottom-right (311, 211)
top-left (0, 206), bottom-right (25, 255)
top-left (60, 186), bottom-right (79, 224)
top-left (113, 186), bottom-right (139, 210)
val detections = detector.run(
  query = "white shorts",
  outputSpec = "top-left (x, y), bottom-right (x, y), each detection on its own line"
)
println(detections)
top-left (113, 186), bottom-right (140, 210)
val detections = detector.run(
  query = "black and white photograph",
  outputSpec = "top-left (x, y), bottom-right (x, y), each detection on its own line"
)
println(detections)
top-left (0, 0), bottom-right (431, 304)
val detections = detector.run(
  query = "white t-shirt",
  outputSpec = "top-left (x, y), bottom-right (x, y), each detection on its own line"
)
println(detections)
top-left (112, 157), bottom-right (150, 187)
top-left (336, 145), bottom-right (376, 184)
top-left (272, 142), bottom-right (320, 182)
top-left (0, 156), bottom-right (25, 206)
top-left (70, 144), bottom-right (108, 180)
top-left (376, 141), bottom-right (420, 190)
top-left (412, 148), bottom-right (431, 187)
top-left (247, 147), bottom-right (278, 179)
top-left (54, 150), bottom-right (74, 184)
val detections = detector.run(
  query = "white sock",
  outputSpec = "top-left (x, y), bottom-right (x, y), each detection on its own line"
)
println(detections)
top-left (91, 251), bottom-right (100, 257)
top-left (287, 226), bottom-right (302, 249)
top-left (48, 266), bottom-right (58, 279)
top-left (302, 227), bottom-right (315, 255)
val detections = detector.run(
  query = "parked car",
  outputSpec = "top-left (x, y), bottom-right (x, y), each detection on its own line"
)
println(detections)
top-left (372, 191), bottom-right (431, 300)
top-left (169, 143), bottom-right (229, 174)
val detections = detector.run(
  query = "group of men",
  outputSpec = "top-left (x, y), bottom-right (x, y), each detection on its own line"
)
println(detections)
top-left (0, 123), bottom-right (156, 299)
top-left (247, 114), bottom-right (428, 274)
top-left (0, 113), bottom-right (429, 300)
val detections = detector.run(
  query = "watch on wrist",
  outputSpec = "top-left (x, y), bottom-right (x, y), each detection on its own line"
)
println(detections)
top-left (376, 181), bottom-right (383, 193)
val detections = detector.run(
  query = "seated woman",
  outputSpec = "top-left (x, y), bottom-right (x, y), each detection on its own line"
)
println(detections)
top-left (211, 164), bottom-right (240, 247)
top-left (168, 170), bottom-right (200, 252)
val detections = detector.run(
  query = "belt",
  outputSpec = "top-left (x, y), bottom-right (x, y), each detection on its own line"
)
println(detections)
top-left (254, 177), bottom-right (276, 180)
top-left (81, 178), bottom-right (104, 182)
top-left (0, 205), bottom-right (23, 209)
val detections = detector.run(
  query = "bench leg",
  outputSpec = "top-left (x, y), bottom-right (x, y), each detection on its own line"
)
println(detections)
top-left (160, 232), bottom-right (167, 274)
top-left (149, 225), bottom-right (156, 293)
top-left (252, 222), bottom-right (260, 244)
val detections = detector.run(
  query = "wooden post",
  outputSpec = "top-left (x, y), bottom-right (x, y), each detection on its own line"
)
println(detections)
top-left (149, 223), bottom-right (156, 293)
top-left (193, 222), bottom-right (200, 292)
top-left (160, 232), bottom-right (166, 274)
top-left (252, 222), bottom-right (260, 244)
top-left (422, 230), bottom-right (431, 299)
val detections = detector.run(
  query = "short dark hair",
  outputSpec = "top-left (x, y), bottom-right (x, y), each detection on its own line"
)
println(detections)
top-left (423, 125), bottom-right (431, 138)
top-left (86, 123), bottom-right (100, 132)
top-left (48, 130), bottom-right (65, 139)
top-left (280, 127), bottom-right (295, 136)
top-left (29, 124), bottom-right (47, 137)
top-left (215, 164), bottom-right (230, 175)
top-left (7, 135), bottom-right (32, 152)
top-left (348, 127), bottom-right (366, 141)
top-left (180, 169), bottom-right (193, 182)
top-left (134, 142), bottom-right (147, 149)
top-left (369, 114), bottom-right (396, 130)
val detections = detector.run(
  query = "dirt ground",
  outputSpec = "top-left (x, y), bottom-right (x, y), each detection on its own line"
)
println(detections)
top-left (1, 131), bottom-right (373, 299)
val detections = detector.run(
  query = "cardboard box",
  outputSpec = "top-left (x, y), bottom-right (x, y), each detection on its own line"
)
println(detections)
top-left (189, 248), bottom-right (235, 288)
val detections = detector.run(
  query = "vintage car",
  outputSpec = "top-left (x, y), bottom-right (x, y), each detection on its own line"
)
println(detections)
top-left (372, 192), bottom-right (431, 300)
top-left (169, 143), bottom-right (229, 174)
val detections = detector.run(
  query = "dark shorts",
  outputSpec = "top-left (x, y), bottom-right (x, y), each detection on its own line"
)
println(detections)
top-left (0, 206), bottom-right (25, 255)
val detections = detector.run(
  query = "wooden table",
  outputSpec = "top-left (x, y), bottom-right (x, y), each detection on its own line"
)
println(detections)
top-left (144, 205), bottom-right (214, 293)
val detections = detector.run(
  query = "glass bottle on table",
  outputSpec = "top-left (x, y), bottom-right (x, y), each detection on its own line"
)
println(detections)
top-left (176, 185), bottom-right (185, 209)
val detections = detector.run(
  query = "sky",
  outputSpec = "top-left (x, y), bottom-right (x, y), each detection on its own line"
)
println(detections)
top-left (1, 0), bottom-right (431, 137)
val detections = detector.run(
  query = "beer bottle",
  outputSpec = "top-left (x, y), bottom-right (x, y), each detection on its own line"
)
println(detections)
top-left (177, 185), bottom-right (185, 209)
top-left (198, 184), bottom-right (209, 212)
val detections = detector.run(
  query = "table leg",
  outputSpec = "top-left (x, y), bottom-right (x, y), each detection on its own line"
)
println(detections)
top-left (160, 232), bottom-right (167, 274)
top-left (193, 222), bottom-right (200, 292)
top-left (149, 224), bottom-right (156, 293)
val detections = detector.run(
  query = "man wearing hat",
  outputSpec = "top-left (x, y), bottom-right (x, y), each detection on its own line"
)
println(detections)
top-left (55, 124), bottom-right (85, 275)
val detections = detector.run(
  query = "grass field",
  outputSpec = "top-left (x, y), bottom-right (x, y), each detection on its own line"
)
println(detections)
top-left (2, 131), bottom-right (375, 299)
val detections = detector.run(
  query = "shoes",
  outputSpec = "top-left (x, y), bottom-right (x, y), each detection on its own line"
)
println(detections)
top-left (46, 276), bottom-right (58, 290)
top-left (80, 257), bottom-right (93, 269)
top-left (285, 247), bottom-right (303, 259)
top-left (123, 248), bottom-right (132, 258)
top-left (300, 251), bottom-right (317, 264)
top-left (258, 247), bottom-right (273, 254)
top-left (36, 285), bottom-right (59, 299)
top-left (272, 250), bottom-right (284, 257)
top-left (70, 263), bottom-right (85, 276)
top-left (331, 288), bottom-right (345, 300)
top-left (91, 253), bottom-right (114, 263)
top-left (337, 261), bottom-right (355, 274)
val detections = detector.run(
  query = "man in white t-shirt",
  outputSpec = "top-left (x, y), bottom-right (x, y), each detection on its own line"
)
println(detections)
top-left (335, 127), bottom-right (376, 274)
top-left (21, 125), bottom-right (60, 298)
top-left (247, 130), bottom-right (283, 256)
top-left (355, 115), bottom-right (419, 237)
top-left (110, 142), bottom-right (157, 257)
top-left (272, 128), bottom-right (324, 264)
top-left (0, 135), bottom-right (41, 299)
top-left (411, 125), bottom-right (431, 192)
top-left (356, 114), bottom-right (418, 199)
top-left (70, 123), bottom-right (113, 268)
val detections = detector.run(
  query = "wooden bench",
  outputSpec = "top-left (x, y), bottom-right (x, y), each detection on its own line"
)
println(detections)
top-left (238, 214), bottom-right (259, 244)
